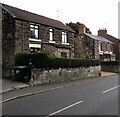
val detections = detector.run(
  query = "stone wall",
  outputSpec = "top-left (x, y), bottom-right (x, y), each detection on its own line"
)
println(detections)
top-left (94, 40), bottom-right (99, 59)
top-left (101, 65), bottom-right (120, 73)
top-left (39, 25), bottom-right (74, 58)
top-left (2, 9), bottom-right (15, 72)
top-left (30, 66), bottom-right (101, 85)
top-left (42, 43), bottom-right (73, 58)
top-left (39, 25), bottom-right (74, 44)
top-left (15, 20), bottom-right (30, 53)
top-left (101, 42), bottom-right (113, 52)
top-left (75, 35), bottom-right (99, 59)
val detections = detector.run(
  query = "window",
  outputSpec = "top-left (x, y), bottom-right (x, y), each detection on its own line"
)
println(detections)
top-left (62, 32), bottom-right (68, 43)
top-left (30, 24), bottom-right (39, 39)
top-left (106, 43), bottom-right (108, 51)
top-left (111, 44), bottom-right (113, 52)
top-left (49, 29), bottom-right (54, 41)
top-left (99, 43), bottom-right (103, 51)
top-left (61, 52), bottom-right (67, 58)
top-left (30, 47), bottom-right (40, 52)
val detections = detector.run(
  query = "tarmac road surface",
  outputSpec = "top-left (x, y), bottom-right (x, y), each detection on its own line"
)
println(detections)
top-left (2, 74), bottom-right (119, 116)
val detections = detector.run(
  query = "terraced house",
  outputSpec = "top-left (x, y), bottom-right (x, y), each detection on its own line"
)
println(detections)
top-left (1, 3), bottom-right (75, 71)
top-left (98, 29), bottom-right (120, 60)
top-left (75, 24), bottom-right (115, 61)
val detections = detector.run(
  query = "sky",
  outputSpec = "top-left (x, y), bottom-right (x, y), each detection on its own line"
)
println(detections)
top-left (1, 0), bottom-right (119, 38)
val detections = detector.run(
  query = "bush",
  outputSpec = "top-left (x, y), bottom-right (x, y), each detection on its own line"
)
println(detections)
top-left (101, 61), bottom-right (120, 66)
top-left (15, 52), bottom-right (31, 66)
top-left (15, 52), bottom-right (100, 69)
top-left (84, 53), bottom-right (92, 59)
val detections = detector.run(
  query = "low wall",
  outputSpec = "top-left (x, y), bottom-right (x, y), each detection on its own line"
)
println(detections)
top-left (101, 65), bottom-right (120, 73)
top-left (30, 66), bottom-right (101, 85)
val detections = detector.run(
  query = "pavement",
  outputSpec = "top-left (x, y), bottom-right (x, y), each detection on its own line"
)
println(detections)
top-left (1, 79), bottom-right (29, 94)
top-left (1, 71), bottom-right (117, 94)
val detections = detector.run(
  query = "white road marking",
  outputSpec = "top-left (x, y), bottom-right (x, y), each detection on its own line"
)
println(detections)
top-left (102, 85), bottom-right (120, 94)
top-left (47, 100), bottom-right (83, 116)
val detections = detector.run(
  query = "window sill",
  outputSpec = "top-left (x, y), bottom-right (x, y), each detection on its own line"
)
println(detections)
top-left (29, 38), bottom-right (41, 42)
top-left (104, 51), bottom-right (109, 54)
top-left (29, 44), bottom-right (41, 48)
top-left (61, 42), bottom-right (70, 45)
top-left (99, 52), bottom-right (103, 55)
top-left (109, 52), bottom-right (113, 54)
top-left (49, 40), bottom-right (56, 43)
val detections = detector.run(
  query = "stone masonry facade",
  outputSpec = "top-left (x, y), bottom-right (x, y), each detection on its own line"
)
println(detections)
top-left (2, 9), bottom-right (16, 70)
top-left (15, 20), bottom-right (30, 53)
top-left (2, 6), bottom-right (75, 77)
top-left (2, 10), bottom-right (30, 71)
top-left (74, 24), bottom-right (115, 61)
top-left (74, 35), bottom-right (99, 59)
top-left (98, 29), bottom-right (120, 60)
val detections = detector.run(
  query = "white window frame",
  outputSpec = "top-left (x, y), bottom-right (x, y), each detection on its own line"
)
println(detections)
top-left (62, 32), bottom-right (68, 43)
top-left (49, 28), bottom-right (54, 41)
top-left (30, 24), bottom-right (39, 39)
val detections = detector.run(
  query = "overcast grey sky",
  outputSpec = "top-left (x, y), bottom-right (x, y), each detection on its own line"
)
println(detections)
top-left (1, 0), bottom-right (119, 38)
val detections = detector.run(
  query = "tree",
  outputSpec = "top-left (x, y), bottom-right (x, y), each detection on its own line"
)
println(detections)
top-left (66, 22), bottom-right (92, 37)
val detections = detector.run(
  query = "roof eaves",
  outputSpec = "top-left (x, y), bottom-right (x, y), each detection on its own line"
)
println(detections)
top-left (1, 3), bottom-right (75, 33)
top-left (84, 33), bottom-right (113, 44)
top-left (107, 34), bottom-right (120, 40)
top-left (15, 17), bottom-right (74, 33)
top-left (1, 3), bottom-right (16, 18)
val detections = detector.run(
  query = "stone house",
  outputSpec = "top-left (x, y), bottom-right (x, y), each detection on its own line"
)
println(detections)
top-left (98, 29), bottom-right (120, 60)
top-left (1, 3), bottom-right (75, 71)
top-left (75, 24), bottom-right (115, 61)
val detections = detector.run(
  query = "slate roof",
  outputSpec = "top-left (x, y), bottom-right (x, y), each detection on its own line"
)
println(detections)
top-left (1, 3), bottom-right (74, 32)
top-left (84, 33), bottom-right (113, 44)
top-left (107, 34), bottom-right (120, 41)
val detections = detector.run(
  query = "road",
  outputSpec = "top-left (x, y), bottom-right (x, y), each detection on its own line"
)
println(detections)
top-left (2, 74), bottom-right (119, 116)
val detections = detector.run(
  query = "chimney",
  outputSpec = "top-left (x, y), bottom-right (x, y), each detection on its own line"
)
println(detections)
top-left (78, 24), bottom-right (86, 34)
top-left (98, 28), bottom-right (107, 36)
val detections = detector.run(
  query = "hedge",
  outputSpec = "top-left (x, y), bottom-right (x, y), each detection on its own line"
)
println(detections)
top-left (15, 52), bottom-right (100, 69)
top-left (101, 61), bottom-right (120, 66)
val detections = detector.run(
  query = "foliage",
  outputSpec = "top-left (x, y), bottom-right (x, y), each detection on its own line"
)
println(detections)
top-left (101, 61), bottom-right (120, 66)
top-left (84, 53), bottom-right (92, 59)
top-left (66, 22), bottom-right (92, 37)
top-left (15, 52), bottom-right (100, 69)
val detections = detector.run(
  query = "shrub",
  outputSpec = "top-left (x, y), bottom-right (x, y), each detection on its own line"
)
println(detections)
top-left (84, 53), bottom-right (92, 59)
top-left (15, 52), bottom-right (31, 66)
top-left (101, 61), bottom-right (120, 66)
top-left (15, 52), bottom-right (100, 69)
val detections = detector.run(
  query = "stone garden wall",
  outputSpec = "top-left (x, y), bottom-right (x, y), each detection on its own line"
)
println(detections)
top-left (101, 65), bottom-right (120, 73)
top-left (30, 66), bottom-right (101, 85)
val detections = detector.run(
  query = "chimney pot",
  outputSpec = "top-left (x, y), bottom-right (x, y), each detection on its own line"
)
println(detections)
top-left (98, 28), bottom-right (107, 36)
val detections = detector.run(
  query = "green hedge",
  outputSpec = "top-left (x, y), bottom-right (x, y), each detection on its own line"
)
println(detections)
top-left (15, 52), bottom-right (100, 69)
top-left (101, 61), bottom-right (120, 66)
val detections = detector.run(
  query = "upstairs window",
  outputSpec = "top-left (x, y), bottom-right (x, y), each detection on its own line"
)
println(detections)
top-left (62, 32), bottom-right (68, 43)
top-left (49, 29), bottom-right (54, 41)
top-left (30, 24), bottom-right (39, 39)
top-left (110, 44), bottom-right (113, 52)
top-left (99, 42), bottom-right (103, 51)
